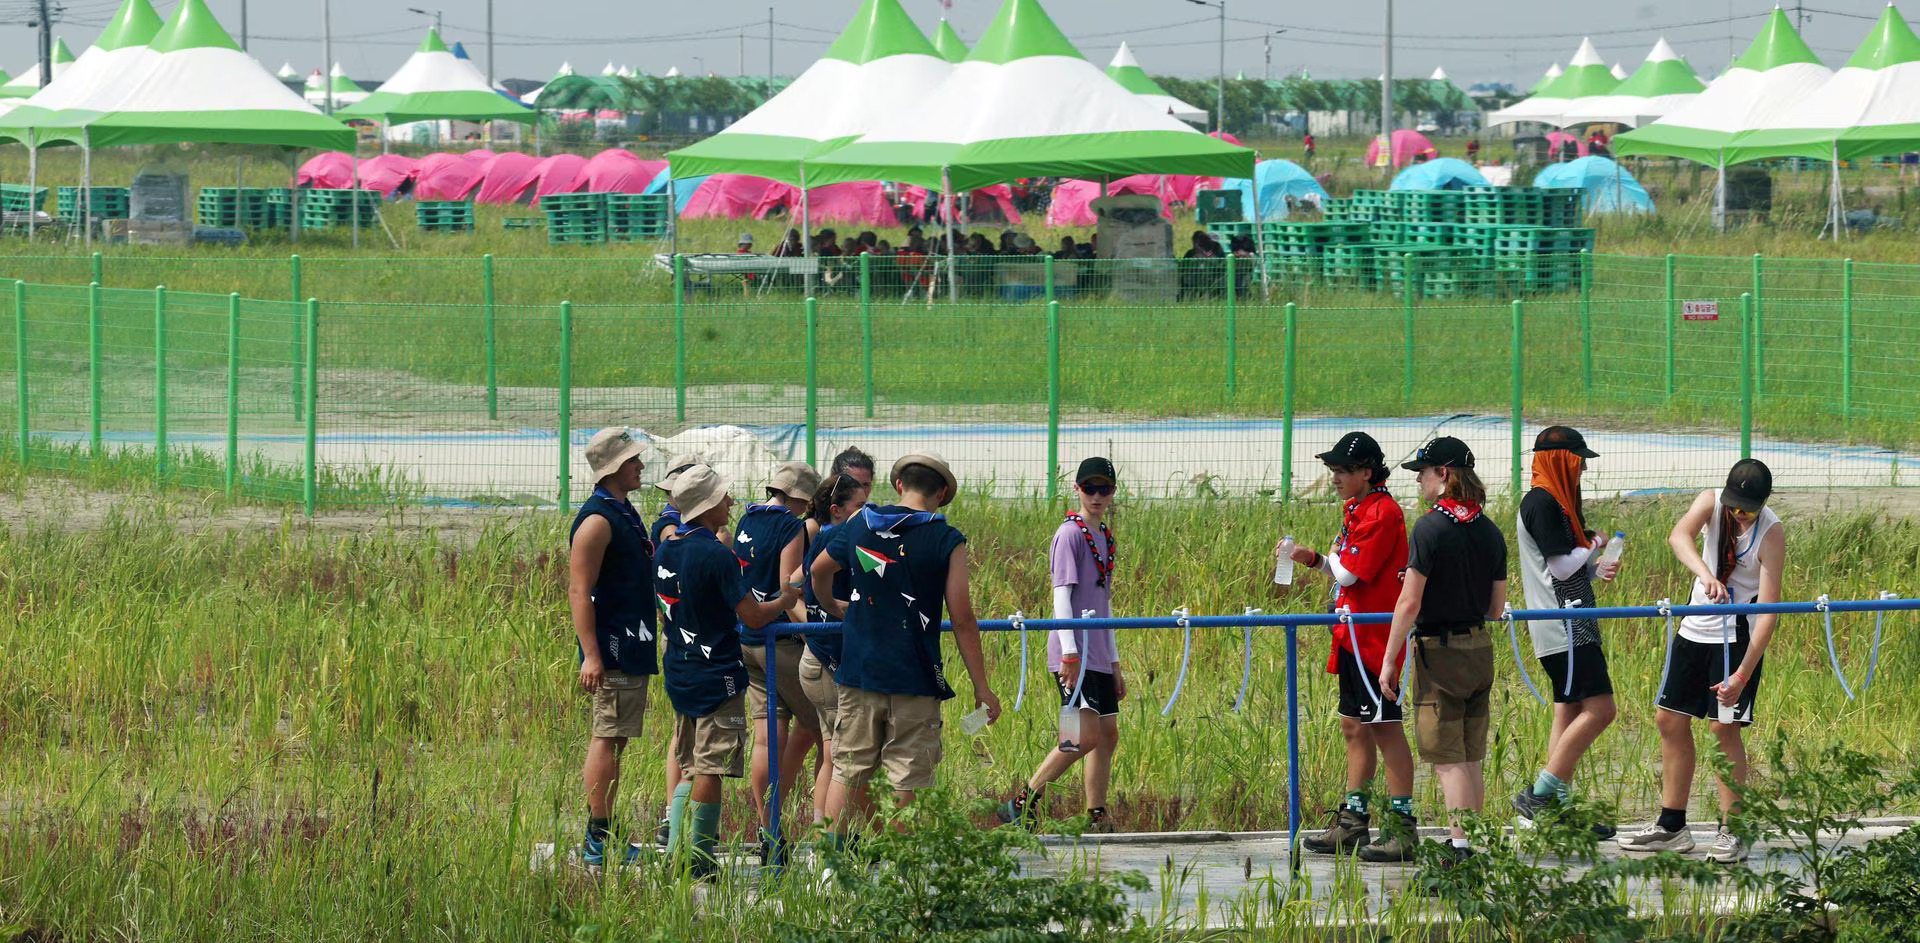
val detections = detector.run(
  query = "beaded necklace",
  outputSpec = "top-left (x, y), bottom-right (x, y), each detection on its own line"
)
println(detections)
top-left (1065, 512), bottom-right (1115, 587)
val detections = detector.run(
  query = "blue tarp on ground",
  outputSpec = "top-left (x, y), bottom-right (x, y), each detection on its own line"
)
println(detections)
top-left (1532, 156), bottom-right (1655, 214)
top-left (646, 171), bottom-right (708, 214)
top-left (1218, 159), bottom-right (1330, 221)
top-left (1389, 157), bottom-right (1488, 191)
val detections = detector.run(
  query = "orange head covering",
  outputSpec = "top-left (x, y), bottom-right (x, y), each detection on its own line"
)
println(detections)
top-left (1530, 449), bottom-right (1590, 548)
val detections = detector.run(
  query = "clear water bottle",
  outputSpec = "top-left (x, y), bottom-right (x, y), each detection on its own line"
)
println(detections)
top-left (1057, 702), bottom-right (1083, 753)
top-left (1599, 530), bottom-right (1626, 566)
top-left (1273, 535), bottom-right (1296, 585)
top-left (960, 704), bottom-right (991, 736)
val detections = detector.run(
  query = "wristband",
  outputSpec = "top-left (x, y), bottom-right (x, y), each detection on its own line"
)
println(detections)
top-left (1309, 550), bottom-right (1324, 569)
top-left (1061, 654), bottom-right (1080, 662)
top-left (1728, 670), bottom-right (1745, 685)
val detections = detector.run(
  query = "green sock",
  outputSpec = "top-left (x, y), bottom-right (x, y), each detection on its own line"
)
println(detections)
top-left (664, 782), bottom-right (693, 855)
top-left (691, 801), bottom-right (724, 870)
top-left (1390, 796), bottom-right (1414, 817)
top-left (1344, 790), bottom-right (1369, 815)
top-left (1532, 770), bottom-right (1568, 801)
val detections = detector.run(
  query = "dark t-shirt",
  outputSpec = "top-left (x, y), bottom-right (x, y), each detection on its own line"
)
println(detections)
top-left (1519, 488), bottom-right (1599, 647)
top-left (568, 490), bottom-right (658, 676)
top-left (733, 504), bottom-right (805, 603)
top-left (655, 526), bottom-right (750, 717)
top-left (1406, 509), bottom-right (1508, 632)
top-left (827, 505), bottom-right (968, 698)
top-left (804, 521), bottom-right (851, 667)
top-left (650, 504), bottom-right (682, 548)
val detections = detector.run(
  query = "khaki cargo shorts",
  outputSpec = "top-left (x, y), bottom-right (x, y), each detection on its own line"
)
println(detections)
top-left (1410, 625), bottom-right (1494, 765)
top-left (672, 693), bottom-right (749, 777)
top-left (832, 686), bottom-right (944, 792)
top-left (742, 636), bottom-right (821, 733)
top-left (589, 670), bottom-right (649, 740)
top-left (797, 647), bottom-right (841, 740)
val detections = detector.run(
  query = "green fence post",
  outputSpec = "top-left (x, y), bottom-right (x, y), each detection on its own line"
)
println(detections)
top-left (88, 282), bottom-right (102, 455)
top-left (1044, 253), bottom-right (1056, 306)
top-left (1579, 248), bottom-right (1593, 392)
top-left (303, 299), bottom-right (318, 517)
top-left (1663, 253), bottom-right (1676, 399)
top-left (14, 281), bottom-right (27, 465)
top-left (226, 293), bottom-right (240, 499)
top-left (483, 253), bottom-right (498, 421)
top-left (1740, 292), bottom-right (1753, 460)
top-left (154, 286), bottom-right (168, 481)
top-left (672, 254), bottom-right (687, 423)
top-left (1225, 254), bottom-right (1239, 399)
top-left (1281, 302), bottom-right (1298, 504)
top-left (805, 297), bottom-right (819, 468)
top-left (1046, 299), bottom-right (1061, 501)
top-left (1841, 258), bottom-right (1854, 418)
top-left (1751, 253), bottom-right (1765, 399)
top-left (860, 253), bottom-right (874, 419)
top-left (1511, 299), bottom-right (1524, 499)
top-left (290, 254), bottom-right (304, 421)
top-left (1401, 263), bottom-right (1415, 403)
top-left (91, 252), bottom-right (102, 288)
top-left (558, 301), bottom-right (573, 511)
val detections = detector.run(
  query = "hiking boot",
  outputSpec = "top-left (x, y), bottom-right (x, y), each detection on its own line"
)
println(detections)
top-left (1618, 821), bottom-right (1696, 854)
top-left (1704, 825), bottom-right (1749, 864)
top-left (995, 791), bottom-right (1040, 831)
top-left (1086, 808), bottom-right (1117, 834)
top-left (655, 816), bottom-right (671, 848)
top-left (1420, 842), bottom-right (1476, 896)
top-left (1512, 788), bottom-right (1553, 826)
top-left (579, 832), bottom-right (641, 868)
top-left (1356, 811), bottom-right (1418, 863)
top-left (1303, 808), bottom-right (1372, 855)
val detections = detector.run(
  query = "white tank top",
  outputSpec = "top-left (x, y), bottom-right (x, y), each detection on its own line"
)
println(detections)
top-left (1678, 490), bottom-right (1780, 644)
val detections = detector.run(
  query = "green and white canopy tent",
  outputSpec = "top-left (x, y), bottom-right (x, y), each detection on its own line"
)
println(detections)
top-left (0, 38), bottom-right (75, 99)
top-left (1559, 38), bottom-right (1706, 127)
top-left (339, 27), bottom-right (535, 147)
top-left (1527, 62), bottom-right (1563, 94)
top-left (1489, 38), bottom-right (1620, 126)
top-left (1106, 42), bottom-right (1207, 125)
top-left (933, 18), bottom-right (968, 63)
top-left (0, 0), bottom-right (164, 136)
top-left (306, 62), bottom-right (370, 109)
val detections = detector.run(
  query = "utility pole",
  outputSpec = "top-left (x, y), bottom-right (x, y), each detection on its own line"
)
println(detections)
top-left (34, 0), bottom-right (52, 88)
top-left (486, 0), bottom-right (495, 86)
top-left (240, 1), bottom-right (248, 51)
top-left (740, 30), bottom-right (746, 76)
top-left (767, 7), bottom-right (775, 85)
top-left (1381, 0), bottom-right (1394, 176)
top-left (1184, 0), bottom-right (1227, 134)
top-left (322, 0), bottom-right (334, 114)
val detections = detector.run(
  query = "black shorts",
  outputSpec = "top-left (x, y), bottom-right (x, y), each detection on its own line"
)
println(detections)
top-left (1657, 619), bottom-right (1764, 724)
top-left (1058, 668), bottom-right (1121, 717)
top-left (1335, 646), bottom-right (1403, 724)
top-left (1538, 643), bottom-right (1614, 704)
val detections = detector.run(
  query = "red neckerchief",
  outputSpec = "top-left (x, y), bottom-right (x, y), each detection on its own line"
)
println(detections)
top-left (1065, 512), bottom-right (1115, 587)
top-left (1432, 498), bottom-right (1482, 524)
top-left (1335, 487), bottom-right (1393, 552)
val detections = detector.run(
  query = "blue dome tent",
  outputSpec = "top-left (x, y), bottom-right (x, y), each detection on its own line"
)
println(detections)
top-left (647, 171), bottom-right (709, 215)
top-left (1218, 159), bottom-right (1329, 220)
top-left (1390, 157), bottom-right (1488, 191)
top-left (1532, 156), bottom-right (1655, 214)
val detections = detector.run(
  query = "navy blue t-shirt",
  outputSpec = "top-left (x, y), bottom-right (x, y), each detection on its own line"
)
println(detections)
top-left (827, 505), bottom-right (968, 699)
top-left (804, 521), bottom-right (852, 667)
top-left (650, 504), bottom-right (683, 548)
top-left (655, 525), bottom-right (750, 717)
top-left (734, 504), bottom-right (805, 603)
top-left (569, 489), bottom-right (657, 676)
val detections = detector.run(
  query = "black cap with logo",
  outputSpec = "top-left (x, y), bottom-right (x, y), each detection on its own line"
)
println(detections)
top-left (1721, 458), bottom-right (1772, 512)
top-left (1532, 425), bottom-right (1600, 458)
top-left (1075, 456), bottom-right (1117, 485)
top-left (1401, 436), bottom-right (1475, 471)
top-left (1315, 431), bottom-right (1386, 469)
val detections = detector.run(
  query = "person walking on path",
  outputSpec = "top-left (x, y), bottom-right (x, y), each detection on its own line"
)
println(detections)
top-left (1619, 459), bottom-right (1783, 864)
top-left (996, 457), bottom-right (1127, 834)
top-left (1377, 437), bottom-right (1507, 874)
top-left (568, 428), bottom-right (657, 867)
top-left (1513, 426), bottom-right (1622, 836)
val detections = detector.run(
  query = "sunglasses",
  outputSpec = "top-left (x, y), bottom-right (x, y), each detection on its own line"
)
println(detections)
top-left (1078, 483), bottom-right (1116, 496)
top-left (1414, 447), bottom-right (1471, 469)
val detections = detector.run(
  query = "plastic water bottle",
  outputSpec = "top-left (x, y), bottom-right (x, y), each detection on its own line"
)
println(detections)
top-left (1598, 531), bottom-right (1626, 566)
top-left (1273, 535), bottom-right (1296, 585)
top-left (960, 704), bottom-right (991, 736)
top-left (1057, 702), bottom-right (1083, 753)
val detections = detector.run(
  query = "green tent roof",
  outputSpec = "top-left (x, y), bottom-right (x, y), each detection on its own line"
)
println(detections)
top-left (96, 0), bottom-right (163, 52)
top-left (822, 0), bottom-right (941, 62)
top-left (933, 19), bottom-right (967, 63)
top-left (338, 26), bottom-right (536, 125)
top-left (1733, 7), bottom-right (1822, 70)
top-left (965, 0), bottom-right (1083, 64)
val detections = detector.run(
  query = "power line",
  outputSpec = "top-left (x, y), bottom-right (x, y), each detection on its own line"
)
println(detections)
top-left (1229, 10), bottom-right (1772, 42)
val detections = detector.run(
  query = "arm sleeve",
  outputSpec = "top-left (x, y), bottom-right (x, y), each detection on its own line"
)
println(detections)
top-left (1051, 585), bottom-right (1078, 655)
top-left (1340, 503), bottom-right (1405, 584)
top-left (1545, 547), bottom-right (1594, 581)
top-left (1325, 553), bottom-right (1359, 587)
top-left (1521, 491), bottom-right (1579, 557)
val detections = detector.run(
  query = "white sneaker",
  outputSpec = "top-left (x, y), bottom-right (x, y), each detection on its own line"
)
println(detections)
top-left (1617, 821), bottom-right (1695, 854)
top-left (1704, 825), bottom-right (1749, 863)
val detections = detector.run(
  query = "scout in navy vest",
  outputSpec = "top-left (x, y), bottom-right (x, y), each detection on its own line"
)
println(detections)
top-left (797, 471), bottom-right (871, 829)
top-left (732, 459), bottom-right (821, 871)
top-left (811, 451), bottom-right (1000, 838)
top-left (655, 464), bottom-right (800, 879)
top-left (567, 427), bottom-right (656, 867)
top-left (644, 449), bottom-right (712, 849)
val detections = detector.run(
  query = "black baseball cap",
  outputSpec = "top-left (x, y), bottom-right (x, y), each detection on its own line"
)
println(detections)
top-left (1075, 456), bottom-right (1117, 485)
top-left (1401, 436), bottom-right (1475, 471)
top-left (1533, 425), bottom-right (1599, 458)
top-left (1315, 431), bottom-right (1385, 468)
top-left (1721, 458), bottom-right (1772, 512)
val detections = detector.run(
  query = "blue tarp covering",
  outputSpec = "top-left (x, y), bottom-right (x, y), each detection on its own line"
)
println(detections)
top-left (1218, 159), bottom-right (1330, 221)
top-left (1389, 157), bottom-right (1488, 191)
top-left (646, 171), bottom-right (708, 214)
top-left (1532, 156), bottom-right (1655, 214)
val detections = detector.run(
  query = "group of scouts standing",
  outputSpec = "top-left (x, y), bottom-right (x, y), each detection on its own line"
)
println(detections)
top-left (564, 423), bottom-right (1786, 880)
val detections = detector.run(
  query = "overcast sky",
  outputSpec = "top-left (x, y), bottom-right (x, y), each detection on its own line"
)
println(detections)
top-left (8, 1), bottom-right (1896, 89)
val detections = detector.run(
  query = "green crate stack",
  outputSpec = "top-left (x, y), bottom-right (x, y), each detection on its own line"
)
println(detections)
top-left (541, 192), bottom-right (607, 244)
top-left (201, 187), bottom-right (294, 228)
top-left (56, 187), bottom-right (131, 220)
top-left (1321, 243), bottom-right (1375, 290)
top-left (1, 184), bottom-right (48, 214)
top-left (1368, 221), bottom-right (1408, 244)
top-left (605, 193), bottom-right (672, 242)
top-left (1490, 227), bottom-right (1591, 294)
top-left (1261, 221), bottom-right (1368, 284)
top-left (415, 200), bottom-right (474, 232)
top-left (263, 189), bottom-right (295, 228)
top-left (298, 189), bottom-right (382, 229)
top-left (1321, 198), bottom-right (1352, 221)
top-left (1376, 245), bottom-right (1490, 300)
top-left (1444, 224), bottom-right (1499, 258)
top-left (1394, 189), bottom-right (1466, 223)
top-left (1462, 186), bottom-right (1544, 226)
top-left (1404, 221), bottom-right (1464, 246)
top-left (1537, 187), bottom-right (1585, 227)
top-left (1350, 190), bottom-right (1394, 222)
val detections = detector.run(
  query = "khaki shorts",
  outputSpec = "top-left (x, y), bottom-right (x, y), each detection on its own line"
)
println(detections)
top-left (742, 636), bottom-right (820, 733)
top-left (673, 694), bottom-right (749, 777)
top-left (589, 670), bottom-right (649, 740)
top-left (1410, 625), bottom-right (1494, 765)
top-left (832, 686), bottom-right (944, 792)
top-left (797, 647), bottom-right (841, 739)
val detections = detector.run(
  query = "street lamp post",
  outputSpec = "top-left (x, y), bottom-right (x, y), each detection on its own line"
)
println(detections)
top-left (1263, 29), bottom-right (1286, 82)
top-left (406, 7), bottom-right (444, 32)
top-left (1184, 0), bottom-right (1226, 134)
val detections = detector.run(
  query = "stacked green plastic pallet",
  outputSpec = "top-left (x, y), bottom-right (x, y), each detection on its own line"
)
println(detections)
top-left (57, 187), bottom-right (131, 221)
top-left (1, 184), bottom-right (47, 214)
top-left (541, 193), bottom-right (607, 245)
top-left (605, 193), bottom-right (671, 242)
top-left (297, 189), bottom-right (381, 230)
top-left (198, 188), bottom-right (294, 229)
top-left (415, 200), bottom-right (474, 233)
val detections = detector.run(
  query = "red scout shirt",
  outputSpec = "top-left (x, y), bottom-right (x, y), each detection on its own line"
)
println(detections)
top-left (1327, 488), bottom-right (1409, 674)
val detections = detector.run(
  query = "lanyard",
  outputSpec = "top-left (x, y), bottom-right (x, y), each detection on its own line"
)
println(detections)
top-left (1335, 487), bottom-right (1392, 552)
top-left (1065, 512), bottom-right (1115, 587)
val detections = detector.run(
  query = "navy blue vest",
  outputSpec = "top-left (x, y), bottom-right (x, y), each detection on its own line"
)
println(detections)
top-left (570, 490), bottom-right (657, 675)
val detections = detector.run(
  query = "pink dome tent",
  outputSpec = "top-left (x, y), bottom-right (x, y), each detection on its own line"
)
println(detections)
top-left (476, 152), bottom-right (542, 204)
top-left (357, 155), bottom-right (419, 197)
top-left (902, 184), bottom-right (1021, 225)
top-left (682, 174), bottom-right (778, 220)
top-left (1365, 130), bottom-right (1439, 168)
top-left (462, 149), bottom-right (495, 163)
top-left (580, 149), bottom-right (665, 193)
top-left (1044, 178), bottom-right (1173, 227)
top-left (754, 181), bottom-right (902, 227)
top-left (414, 153), bottom-right (485, 201)
top-left (1543, 131), bottom-right (1590, 158)
top-left (532, 154), bottom-right (589, 204)
top-left (295, 152), bottom-right (355, 190)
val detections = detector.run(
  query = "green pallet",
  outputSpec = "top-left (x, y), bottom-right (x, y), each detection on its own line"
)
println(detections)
top-left (1489, 225), bottom-right (1595, 253)
top-left (1267, 221), bottom-right (1371, 247)
top-left (415, 200), bottom-right (474, 232)
top-left (503, 216), bottom-right (544, 230)
top-left (1, 184), bottom-right (48, 213)
top-left (1375, 245), bottom-right (1491, 299)
top-left (56, 187), bottom-right (131, 220)
top-left (1321, 243), bottom-right (1376, 289)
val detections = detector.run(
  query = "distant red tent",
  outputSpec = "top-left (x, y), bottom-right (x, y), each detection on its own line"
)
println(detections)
top-left (1106, 175), bottom-right (1176, 217)
top-left (1365, 130), bottom-right (1439, 168)
top-left (1044, 178), bottom-right (1171, 227)
top-left (358, 155), bottom-right (419, 197)
top-left (1543, 131), bottom-right (1590, 158)
top-left (1208, 130), bottom-right (1242, 146)
top-left (414, 153), bottom-right (485, 201)
top-left (682, 174), bottom-right (778, 220)
top-left (532, 154), bottom-right (589, 204)
top-left (754, 181), bottom-right (902, 227)
top-left (579, 149), bottom-right (665, 193)
top-left (462, 149), bottom-right (495, 164)
top-left (295, 151), bottom-right (354, 190)
top-left (902, 183), bottom-right (1021, 225)
top-left (475, 152), bottom-right (542, 204)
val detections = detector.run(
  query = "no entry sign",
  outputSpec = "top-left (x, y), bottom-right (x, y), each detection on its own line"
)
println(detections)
top-left (1683, 301), bottom-right (1720, 321)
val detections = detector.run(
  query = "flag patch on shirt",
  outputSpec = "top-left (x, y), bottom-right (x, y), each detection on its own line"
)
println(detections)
top-left (855, 545), bottom-right (895, 577)
top-left (656, 593), bottom-right (679, 620)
